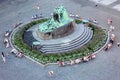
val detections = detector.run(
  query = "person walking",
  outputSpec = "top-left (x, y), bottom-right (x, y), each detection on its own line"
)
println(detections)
top-left (49, 70), bottom-right (54, 78)
top-left (1, 52), bottom-right (6, 63)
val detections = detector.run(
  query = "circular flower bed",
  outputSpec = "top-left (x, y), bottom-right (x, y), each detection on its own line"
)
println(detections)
top-left (11, 19), bottom-right (107, 64)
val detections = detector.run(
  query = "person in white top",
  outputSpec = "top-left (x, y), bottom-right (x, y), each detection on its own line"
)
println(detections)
top-left (109, 25), bottom-right (115, 32)
top-left (49, 70), bottom-right (54, 77)
top-left (75, 59), bottom-right (81, 64)
top-left (117, 42), bottom-right (120, 47)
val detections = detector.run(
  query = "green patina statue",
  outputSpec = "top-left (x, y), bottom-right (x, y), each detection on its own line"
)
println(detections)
top-left (39, 6), bottom-right (73, 32)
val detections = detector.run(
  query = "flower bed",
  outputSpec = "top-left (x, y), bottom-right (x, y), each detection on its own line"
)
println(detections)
top-left (12, 19), bottom-right (107, 64)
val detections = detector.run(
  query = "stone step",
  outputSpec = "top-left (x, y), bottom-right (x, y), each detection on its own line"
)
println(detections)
top-left (40, 28), bottom-right (93, 53)
top-left (41, 27), bottom-right (91, 49)
top-left (42, 30), bottom-right (92, 53)
top-left (41, 28), bottom-right (92, 51)
top-left (46, 31), bottom-right (93, 53)
top-left (42, 26), bottom-right (89, 48)
top-left (41, 32), bottom-right (92, 53)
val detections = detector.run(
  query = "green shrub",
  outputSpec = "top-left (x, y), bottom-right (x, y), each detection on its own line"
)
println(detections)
top-left (13, 19), bottom-right (107, 64)
top-left (75, 19), bottom-right (82, 23)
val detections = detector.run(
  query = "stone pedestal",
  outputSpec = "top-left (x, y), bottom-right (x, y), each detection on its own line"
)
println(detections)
top-left (37, 21), bottom-right (75, 40)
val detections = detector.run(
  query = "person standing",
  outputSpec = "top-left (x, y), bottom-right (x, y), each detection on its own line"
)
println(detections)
top-left (59, 60), bottom-right (64, 67)
top-left (35, 2), bottom-right (40, 10)
top-left (107, 18), bottom-right (112, 25)
top-left (1, 52), bottom-right (6, 63)
top-left (117, 42), bottom-right (120, 47)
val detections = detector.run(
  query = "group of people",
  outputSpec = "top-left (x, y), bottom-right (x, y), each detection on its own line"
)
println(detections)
top-left (104, 18), bottom-right (120, 51)
top-left (1, 2), bottom-right (41, 63)
top-left (1, 27), bottom-right (23, 63)
top-left (58, 53), bottom-right (96, 67)
top-left (3, 30), bottom-right (11, 48)
top-left (10, 48), bottom-right (23, 58)
top-left (13, 20), bottom-right (23, 28)
top-left (31, 13), bottom-right (43, 20)
top-left (69, 13), bottom-right (81, 19)
top-left (2, 42), bottom-right (23, 63)
top-left (82, 53), bottom-right (96, 62)
top-left (1, 30), bottom-right (11, 63)
top-left (88, 18), bottom-right (98, 24)
top-left (104, 34), bottom-right (115, 51)
top-left (32, 2), bottom-right (43, 20)
top-left (107, 18), bottom-right (115, 32)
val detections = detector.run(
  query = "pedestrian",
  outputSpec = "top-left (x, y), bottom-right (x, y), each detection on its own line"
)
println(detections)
top-left (110, 34), bottom-right (115, 42)
top-left (93, 19), bottom-right (98, 24)
top-left (59, 60), bottom-right (64, 67)
top-left (6, 42), bottom-right (10, 48)
top-left (5, 30), bottom-right (10, 37)
top-left (110, 20), bottom-right (112, 25)
top-left (107, 43), bottom-right (112, 49)
top-left (3, 38), bottom-right (8, 44)
top-left (109, 25), bottom-right (115, 32)
top-left (104, 45), bottom-right (108, 51)
top-left (35, 2), bottom-right (40, 10)
top-left (107, 18), bottom-right (112, 25)
top-left (109, 38), bottom-right (114, 44)
top-left (88, 53), bottom-right (96, 60)
top-left (10, 48), bottom-right (19, 57)
top-left (39, 13), bottom-right (43, 18)
top-left (35, 14), bottom-right (38, 18)
top-left (95, 4), bottom-right (98, 7)
top-left (117, 42), bottom-right (120, 47)
top-left (49, 70), bottom-right (54, 77)
top-left (75, 59), bottom-right (81, 64)
top-left (17, 52), bottom-right (23, 58)
top-left (1, 52), bottom-right (6, 63)
top-left (70, 59), bottom-right (75, 65)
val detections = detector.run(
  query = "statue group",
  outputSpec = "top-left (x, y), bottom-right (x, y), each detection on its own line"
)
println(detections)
top-left (37, 6), bottom-right (76, 40)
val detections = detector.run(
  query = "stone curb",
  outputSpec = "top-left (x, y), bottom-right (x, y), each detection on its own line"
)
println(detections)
top-left (9, 20), bottom-right (109, 67)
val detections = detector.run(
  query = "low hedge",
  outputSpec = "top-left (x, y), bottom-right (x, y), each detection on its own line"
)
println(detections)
top-left (12, 19), bottom-right (107, 64)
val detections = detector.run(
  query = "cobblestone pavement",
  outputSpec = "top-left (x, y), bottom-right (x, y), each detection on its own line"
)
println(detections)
top-left (0, 0), bottom-right (120, 80)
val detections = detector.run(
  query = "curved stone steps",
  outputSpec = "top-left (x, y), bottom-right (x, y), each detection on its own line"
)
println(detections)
top-left (41, 30), bottom-right (93, 53)
top-left (41, 27), bottom-right (90, 50)
top-left (40, 27), bottom-right (93, 53)
top-left (40, 29), bottom-right (90, 53)
top-left (41, 27), bottom-right (92, 50)
top-left (42, 26), bottom-right (89, 48)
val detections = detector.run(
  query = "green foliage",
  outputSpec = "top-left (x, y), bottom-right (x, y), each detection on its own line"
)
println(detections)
top-left (75, 19), bottom-right (82, 24)
top-left (13, 19), bottom-right (107, 64)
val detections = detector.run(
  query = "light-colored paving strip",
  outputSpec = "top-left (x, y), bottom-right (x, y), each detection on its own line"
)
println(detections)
top-left (90, 0), bottom-right (118, 5)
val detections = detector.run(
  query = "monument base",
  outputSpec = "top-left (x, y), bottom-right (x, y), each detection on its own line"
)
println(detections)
top-left (37, 21), bottom-right (75, 40)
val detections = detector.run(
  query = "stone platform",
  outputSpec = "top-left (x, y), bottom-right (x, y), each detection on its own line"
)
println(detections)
top-left (24, 23), bottom-right (93, 54)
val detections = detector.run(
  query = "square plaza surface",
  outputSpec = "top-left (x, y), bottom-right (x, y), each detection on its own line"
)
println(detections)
top-left (0, 0), bottom-right (120, 80)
